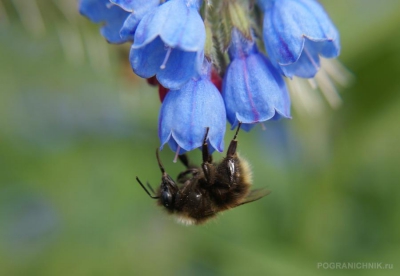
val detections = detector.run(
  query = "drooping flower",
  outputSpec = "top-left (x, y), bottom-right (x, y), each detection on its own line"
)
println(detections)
top-left (159, 61), bottom-right (226, 155)
top-left (79, 0), bottom-right (130, 44)
top-left (78, 0), bottom-right (346, 153)
top-left (111, 0), bottom-right (159, 41)
top-left (258, 0), bottom-right (340, 78)
top-left (130, 0), bottom-right (205, 90)
top-left (222, 29), bottom-right (291, 131)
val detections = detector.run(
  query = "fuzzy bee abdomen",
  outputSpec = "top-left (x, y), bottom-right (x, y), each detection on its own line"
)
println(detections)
top-left (174, 188), bottom-right (217, 224)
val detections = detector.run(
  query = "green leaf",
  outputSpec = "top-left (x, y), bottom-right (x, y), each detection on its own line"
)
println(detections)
top-left (228, 0), bottom-right (252, 40)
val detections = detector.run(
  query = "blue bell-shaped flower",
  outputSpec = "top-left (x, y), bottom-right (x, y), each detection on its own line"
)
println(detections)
top-left (158, 60), bottom-right (226, 155)
top-left (258, 0), bottom-right (340, 78)
top-left (130, 0), bottom-right (205, 90)
top-left (222, 29), bottom-right (291, 131)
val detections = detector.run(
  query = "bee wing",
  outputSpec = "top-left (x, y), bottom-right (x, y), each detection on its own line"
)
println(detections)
top-left (237, 188), bottom-right (271, 206)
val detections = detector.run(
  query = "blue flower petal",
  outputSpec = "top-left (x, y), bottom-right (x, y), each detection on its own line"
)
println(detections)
top-left (167, 139), bottom-right (187, 155)
top-left (79, 0), bottom-right (130, 44)
top-left (112, 0), bottom-right (160, 40)
top-left (111, 0), bottom-right (159, 12)
top-left (110, 0), bottom-right (133, 11)
top-left (299, 0), bottom-right (340, 48)
top-left (129, 37), bottom-right (166, 78)
top-left (133, 0), bottom-right (205, 51)
top-left (80, 0), bottom-right (112, 23)
top-left (160, 1), bottom-right (206, 51)
top-left (100, 15), bottom-right (129, 44)
top-left (159, 70), bottom-right (226, 153)
top-left (119, 13), bottom-right (140, 41)
top-left (156, 50), bottom-right (202, 90)
top-left (131, 9), bottom-right (158, 47)
top-left (280, 39), bottom-right (321, 78)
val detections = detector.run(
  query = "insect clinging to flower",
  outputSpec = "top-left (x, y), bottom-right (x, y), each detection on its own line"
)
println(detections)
top-left (136, 123), bottom-right (270, 225)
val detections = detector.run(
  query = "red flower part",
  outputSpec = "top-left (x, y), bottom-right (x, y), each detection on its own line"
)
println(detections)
top-left (159, 85), bottom-right (169, 102)
top-left (211, 68), bottom-right (222, 92)
top-left (146, 76), bottom-right (159, 86)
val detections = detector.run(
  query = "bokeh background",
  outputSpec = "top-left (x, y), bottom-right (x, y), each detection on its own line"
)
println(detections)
top-left (1, 0), bottom-right (399, 275)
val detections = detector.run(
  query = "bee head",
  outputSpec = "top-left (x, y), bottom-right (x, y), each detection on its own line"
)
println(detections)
top-left (160, 174), bottom-right (178, 209)
top-left (155, 149), bottom-right (178, 210)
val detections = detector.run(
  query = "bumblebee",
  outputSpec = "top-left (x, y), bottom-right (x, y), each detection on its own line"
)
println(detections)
top-left (136, 123), bottom-right (270, 225)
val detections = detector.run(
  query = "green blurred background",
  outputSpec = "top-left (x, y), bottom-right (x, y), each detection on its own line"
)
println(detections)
top-left (1, 0), bottom-right (399, 275)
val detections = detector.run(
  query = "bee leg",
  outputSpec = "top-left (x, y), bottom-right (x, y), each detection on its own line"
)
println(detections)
top-left (177, 168), bottom-right (199, 184)
top-left (222, 122), bottom-right (243, 184)
top-left (201, 127), bottom-right (216, 186)
top-left (136, 177), bottom-right (159, 199)
top-left (202, 128), bottom-right (213, 164)
top-left (227, 122), bottom-right (242, 157)
top-left (176, 153), bottom-right (199, 183)
top-left (156, 149), bottom-right (179, 190)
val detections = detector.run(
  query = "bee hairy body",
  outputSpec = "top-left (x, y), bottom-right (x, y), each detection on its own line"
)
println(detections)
top-left (136, 123), bottom-right (270, 225)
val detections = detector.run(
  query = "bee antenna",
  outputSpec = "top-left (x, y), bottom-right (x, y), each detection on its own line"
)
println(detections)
top-left (136, 176), bottom-right (159, 199)
top-left (146, 182), bottom-right (156, 194)
top-left (156, 148), bottom-right (166, 174)
top-left (233, 122), bottom-right (242, 140)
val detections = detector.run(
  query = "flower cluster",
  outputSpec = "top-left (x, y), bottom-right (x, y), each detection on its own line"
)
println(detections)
top-left (79, 0), bottom-right (341, 155)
